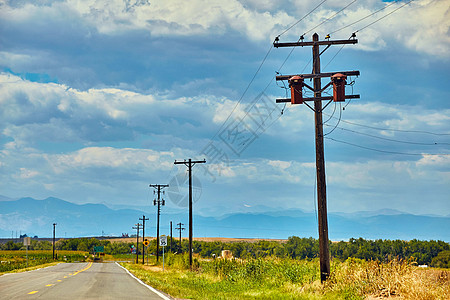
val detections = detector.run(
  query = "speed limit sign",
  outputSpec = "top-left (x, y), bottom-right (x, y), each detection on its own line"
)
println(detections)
top-left (159, 235), bottom-right (167, 247)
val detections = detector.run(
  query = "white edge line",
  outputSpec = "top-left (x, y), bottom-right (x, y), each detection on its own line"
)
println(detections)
top-left (115, 262), bottom-right (171, 300)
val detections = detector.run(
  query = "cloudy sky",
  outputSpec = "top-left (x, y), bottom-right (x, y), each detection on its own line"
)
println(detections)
top-left (0, 0), bottom-right (449, 217)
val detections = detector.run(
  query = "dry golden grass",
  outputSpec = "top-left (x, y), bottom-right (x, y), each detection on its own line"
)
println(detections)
top-left (327, 258), bottom-right (449, 300)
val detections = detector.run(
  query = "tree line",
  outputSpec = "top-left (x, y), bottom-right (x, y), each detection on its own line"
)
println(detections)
top-left (1, 236), bottom-right (448, 268)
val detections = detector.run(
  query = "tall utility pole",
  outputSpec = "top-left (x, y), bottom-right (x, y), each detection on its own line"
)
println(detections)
top-left (132, 223), bottom-right (142, 264)
top-left (52, 223), bottom-right (57, 260)
top-left (149, 184), bottom-right (169, 262)
top-left (139, 215), bottom-right (149, 264)
top-left (174, 159), bottom-right (206, 268)
top-left (274, 33), bottom-right (359, 282)
top-left (176, 222), bottom-right (185, 253)
top-left (170, 221), bottom-right (173, 252)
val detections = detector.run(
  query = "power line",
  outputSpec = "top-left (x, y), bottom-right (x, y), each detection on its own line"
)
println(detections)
top-left (324, 123), bottom-right (450, 146)
top-left (330, 0), bottom-right (412, 35)
top-left (209, 1), bottom-right (331, 142)
top-left (355, 0), bottom-right (414, 33)
top-left (325, 136), bottom-right (450, 156)
top-left (210, 44), bottom-right (273, 141)
top-left (321, 113), bottom-right (450, 136)
top-left (303, 0), bottom-right (358, 37)
top-left (277, 0), bottom-right (328, 38)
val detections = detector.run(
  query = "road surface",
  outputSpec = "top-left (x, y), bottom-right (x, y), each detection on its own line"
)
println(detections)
top-left (0, 262), bottom-right (171, 299)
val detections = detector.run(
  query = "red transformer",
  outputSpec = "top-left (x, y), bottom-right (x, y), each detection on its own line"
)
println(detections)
top-left (288, 75), bottom-right (304, 104)
top-left (331, 73), bottom-right (347, 102)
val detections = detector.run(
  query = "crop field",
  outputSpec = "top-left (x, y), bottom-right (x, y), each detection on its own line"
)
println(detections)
top-left (0, 250), bottom-right (88, 273)
top-left (122, 254), bottom-right (449, 300)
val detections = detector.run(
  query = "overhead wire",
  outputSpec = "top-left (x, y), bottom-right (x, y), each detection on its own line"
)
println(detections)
top-left (303, 0), bottom-right (358, 37)
top-left (209, 43), bottom-right (274, 141)
top-left (355, 0), bottom-right (414, 33)
top-left (325, 137), bottom-right (450, 156)
top-left (321, 113), bottom-right (450, 136)
top-left (329, 0), bottom-right (401, 35)
top-left (277, 0), bottom-right (328, 38)
top-left (208, 1), bottom-right (331, 142)
top-left (323, 124), bottom-right (450, 146)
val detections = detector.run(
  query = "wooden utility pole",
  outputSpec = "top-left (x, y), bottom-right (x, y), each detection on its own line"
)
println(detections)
top-left (139, 215), bottom-right (149, 264)
top-left (52, 223), bottom-right (57, 260)
top-left (174, 159), bottom-right (206, 268)
top-left (132, 223), bottom-right (142, 264)
top-left (274, 33), bottom-right (359, 282)
top-left (170, 221), bottom-right (173, 252)
top-left (149, 184), bottom-right (169, 262)
top-left (176, 222), bottom-right (185, 253)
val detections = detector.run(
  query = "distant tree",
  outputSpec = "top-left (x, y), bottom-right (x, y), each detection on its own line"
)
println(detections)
top-left (430, 250), bottom-right (450, 268)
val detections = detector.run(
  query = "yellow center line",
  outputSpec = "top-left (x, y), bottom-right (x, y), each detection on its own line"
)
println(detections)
top-left (27, 262), bottom-right (93, 296)
top-left (57, 280), bottom-right (62, 282)
top-left (71, 262), bottom-right (93, 276)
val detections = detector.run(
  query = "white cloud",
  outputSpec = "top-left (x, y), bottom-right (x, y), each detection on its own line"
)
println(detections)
top-left (2, 0), bottom-right (446, 58)
top-left (0, 73), bottom-right (221, 146)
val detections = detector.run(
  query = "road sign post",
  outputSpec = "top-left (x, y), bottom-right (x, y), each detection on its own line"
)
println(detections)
top-left (24, 237), bottom-right (31, 268)
top-left (159, 235), bottom-right (167, 271)
top-left (143, 238), bottom-right (150, 265)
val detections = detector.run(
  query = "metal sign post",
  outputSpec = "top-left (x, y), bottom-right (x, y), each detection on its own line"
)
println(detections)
top-left (159, 235), bottom-right (167, 271)
top-left (24, 237), bottom-right (31, 268)
top-left (143, 239), bottom-right (150, 265)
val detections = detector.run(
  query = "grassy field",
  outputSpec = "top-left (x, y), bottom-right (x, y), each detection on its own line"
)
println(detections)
top-left (121, 254), bottom-right (449, 300)
top-left (0, 250), bottom-right (89, 274)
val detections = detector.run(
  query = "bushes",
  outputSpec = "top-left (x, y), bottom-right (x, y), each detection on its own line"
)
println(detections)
top-left (431, 250), bottom-right (450, 268)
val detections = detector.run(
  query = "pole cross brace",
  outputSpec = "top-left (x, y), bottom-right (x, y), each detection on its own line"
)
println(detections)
top-left (276, 94), bottom-right (360, 103)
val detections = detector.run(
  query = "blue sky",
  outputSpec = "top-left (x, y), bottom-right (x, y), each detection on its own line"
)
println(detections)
top-left (0, 0), bottom-right (449, 217)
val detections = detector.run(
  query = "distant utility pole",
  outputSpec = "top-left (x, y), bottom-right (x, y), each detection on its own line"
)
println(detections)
top-left (132, 223), bottom-right (142, 264)
top-left (170, 221), bottom-right (173, 252)
top-left (149, 184), bottom-right (169, 263)
top-left (52, 223), bottom-right (57, 260)
top-left (174, 159), bottom-right (206, 268)
top-left (176, 222), bottom-right (185, 253)
top-left (139, 215), bottom-right (149, 264)
top-left (274, 33), bottom-right (359, 282)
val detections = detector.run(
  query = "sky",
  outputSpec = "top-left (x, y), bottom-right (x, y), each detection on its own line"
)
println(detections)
top-left (0, 0), bottom-right (449, 218)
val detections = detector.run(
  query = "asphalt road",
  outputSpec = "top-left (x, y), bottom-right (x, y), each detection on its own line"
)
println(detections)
top-left (0, 262), bottom-right (171, 299)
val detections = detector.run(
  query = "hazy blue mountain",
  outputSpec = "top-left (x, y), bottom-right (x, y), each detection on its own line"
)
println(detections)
top-left (0, 197), bottom-right (448, 241)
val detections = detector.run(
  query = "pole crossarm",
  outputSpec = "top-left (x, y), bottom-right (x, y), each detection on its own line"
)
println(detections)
top-left (149, 184), bottom-right (169, 188)
top-left (274, 39), bottom-right (357, 48)
top-left (174, 159), bottom-right (206, 168)
top-left (276, 94), bottom-right (360, 103)
top-left (276, 71), bottom-right (360, 81)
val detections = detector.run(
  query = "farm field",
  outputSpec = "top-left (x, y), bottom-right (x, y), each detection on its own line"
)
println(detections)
top-left (122, 255), bottom-right (450, 300)
top-left (106, 237), bottom-right (288, 244)
top-left (0, 250), bottom-right (89, 274)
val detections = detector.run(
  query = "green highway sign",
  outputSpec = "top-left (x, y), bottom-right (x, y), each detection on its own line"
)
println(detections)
top-left (94, 246), bottom-right (104, 253)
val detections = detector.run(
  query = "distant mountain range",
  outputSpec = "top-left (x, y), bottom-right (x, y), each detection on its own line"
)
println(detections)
top-left (0, 197), bottom-right (449, 241)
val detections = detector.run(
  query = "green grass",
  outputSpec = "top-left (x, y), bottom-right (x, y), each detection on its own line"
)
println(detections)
top-left (0, 250), bottom-right (88, 273)
top-left (121, 255), bottom-right (449, 300)
top-left (122, 255), bottom-right (354, 299)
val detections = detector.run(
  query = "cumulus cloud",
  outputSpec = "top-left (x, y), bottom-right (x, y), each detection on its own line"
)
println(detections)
top-left (0, 73), bottom-right (225, 147)
top-left (2, 0), bottom-right (447, 57)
